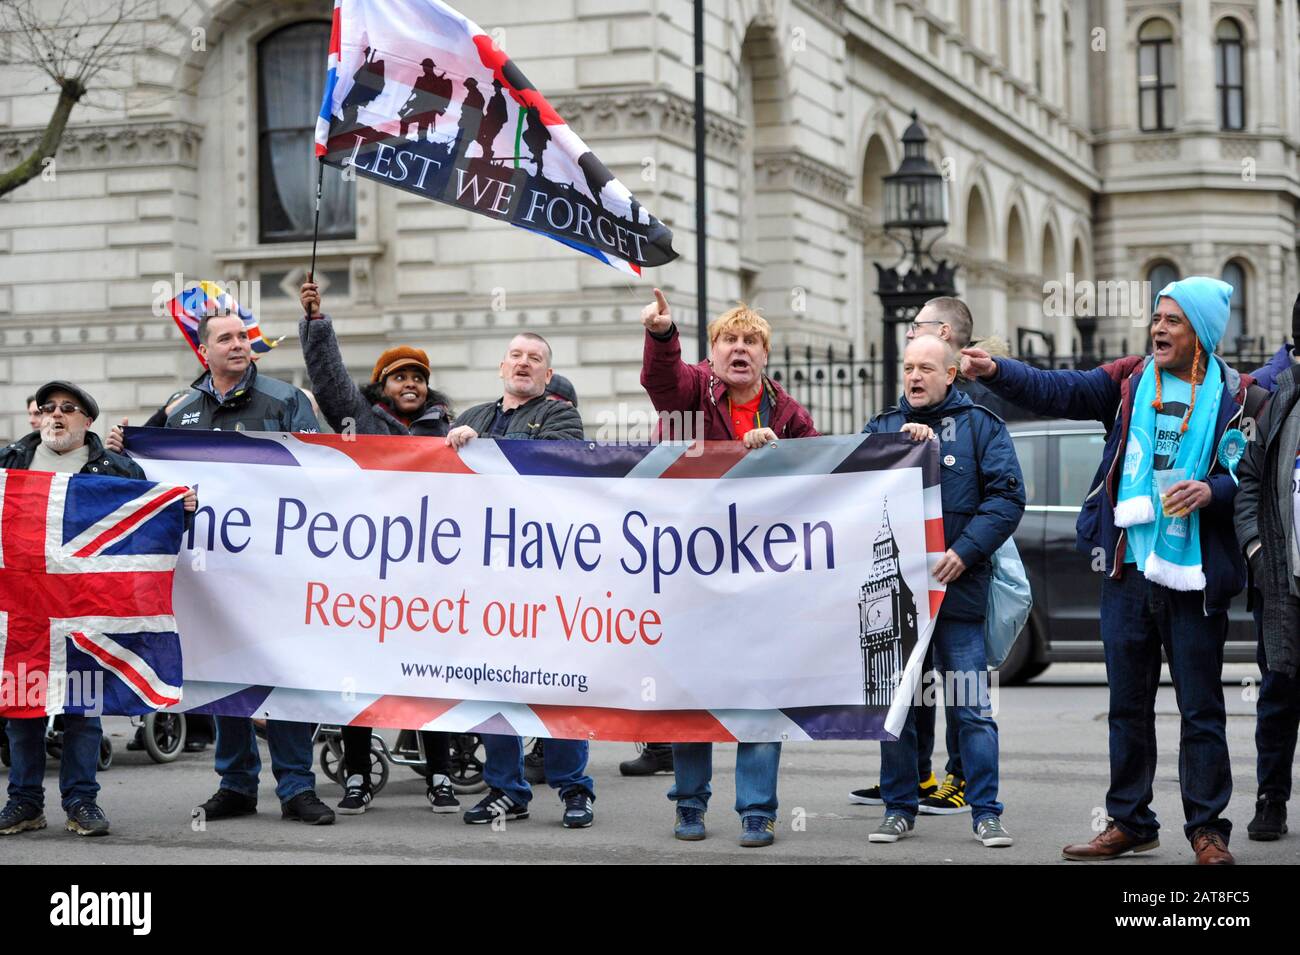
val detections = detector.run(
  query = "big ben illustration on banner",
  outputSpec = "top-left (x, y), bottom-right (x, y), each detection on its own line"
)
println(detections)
top-left (859, 499), bottom-right (919, 706)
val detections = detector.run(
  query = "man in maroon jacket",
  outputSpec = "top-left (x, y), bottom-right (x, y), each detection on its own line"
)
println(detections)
top-left (639, 288), bottom-right (818, 848)
top-left (640, 289), bottom-right (817, 444)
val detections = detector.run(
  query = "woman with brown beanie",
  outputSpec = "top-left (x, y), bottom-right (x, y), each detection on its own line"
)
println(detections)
top-left (298, 280), bottom-right (460, 815)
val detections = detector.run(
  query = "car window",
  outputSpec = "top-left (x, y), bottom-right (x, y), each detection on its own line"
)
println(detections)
top-left (1010, 434), bottom-right (1040, 506)
top-left (1056, 433), bottom-right (1107, 507)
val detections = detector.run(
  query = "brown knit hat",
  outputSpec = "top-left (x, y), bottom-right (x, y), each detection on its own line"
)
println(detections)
top-left (372, 346), bottom-right (430, 383)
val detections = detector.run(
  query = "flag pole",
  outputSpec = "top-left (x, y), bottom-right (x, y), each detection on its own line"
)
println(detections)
top-left (693, 0), bottom-right (708, 362)
top-left (307, 160), bottom-right (325, 315)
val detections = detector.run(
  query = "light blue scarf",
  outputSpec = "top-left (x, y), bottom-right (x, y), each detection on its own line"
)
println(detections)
top-left (1114, 357), bottom-right (1222, 590)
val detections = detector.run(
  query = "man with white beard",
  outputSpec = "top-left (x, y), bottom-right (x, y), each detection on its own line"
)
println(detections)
top-left (0, 381), bottom-right (195, 837)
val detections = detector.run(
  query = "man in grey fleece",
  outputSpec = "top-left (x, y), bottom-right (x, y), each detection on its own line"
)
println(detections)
top-left (1235, 303), bottom-right (1300, 842)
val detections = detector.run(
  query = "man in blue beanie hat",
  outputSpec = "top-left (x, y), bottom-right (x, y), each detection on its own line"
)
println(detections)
top-left (962, 276), bottom-right (1267, 865)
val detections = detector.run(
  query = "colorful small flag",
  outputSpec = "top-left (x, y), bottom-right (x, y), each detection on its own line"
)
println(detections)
top-left (167, 281), bottom-right (284, 368)
top-left (314, 0), bottom-right (677, 276)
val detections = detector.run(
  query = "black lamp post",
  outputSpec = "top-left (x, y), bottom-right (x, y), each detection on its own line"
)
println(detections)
top-left (874, 111), bottom-right (958, 407)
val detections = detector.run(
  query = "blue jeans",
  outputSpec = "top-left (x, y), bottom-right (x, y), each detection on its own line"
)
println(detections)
top-left (1100, 570), bottom-right (1232, 844)
top-left (214, 717), bottom-right (315, 804)
top-left (668, 742), bottom-right (781, 820)
top-left (5, 715), bottom-right (101, 811)
top-left (1254, 604), bottom-right (1300, 802)
top-left (482, 735), bottom-right (593, 806)
top-left (915, 641), bottom-right (962, 780)
top-left (881, 617), bottom-right (1001, 828)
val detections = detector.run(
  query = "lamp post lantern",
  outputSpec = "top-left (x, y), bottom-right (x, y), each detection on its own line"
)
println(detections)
top-left (874, 111), bottom-right (958, 407)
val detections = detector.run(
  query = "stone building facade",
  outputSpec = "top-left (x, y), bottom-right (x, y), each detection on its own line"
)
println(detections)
top-left (0, 0), bottom-right (1296, 441)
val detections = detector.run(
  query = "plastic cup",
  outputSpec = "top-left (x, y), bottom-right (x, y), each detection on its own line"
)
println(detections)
top-left (1154, 467), bottom-right (1187, 517)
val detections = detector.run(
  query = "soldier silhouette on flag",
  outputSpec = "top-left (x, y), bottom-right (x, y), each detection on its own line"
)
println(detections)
top-left (522, 105), bottom-right (551, 178)
top-left (475, 78), bottom-right (509, 164)
top-left (453, 77), bottom-right (485, 160)
top-left (399, 57), bottom-right (453, 142)
top-left (337, 41), bottom-right (387, 131)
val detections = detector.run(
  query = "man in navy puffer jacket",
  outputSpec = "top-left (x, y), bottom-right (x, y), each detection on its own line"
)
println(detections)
top-left (863, 336), bottom-right (1025, 849)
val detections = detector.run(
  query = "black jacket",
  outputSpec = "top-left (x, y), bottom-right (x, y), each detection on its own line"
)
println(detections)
top-left (164, 363), bottom-right (320, 433)
top-left (1235, 364), bottom-right (1300, 675)
top-left (0, 430), bottom-right (145, 479)
top-left (299, 315), bottom-right (451, 437)
top-left (454, 393), bottom-right (584, 440)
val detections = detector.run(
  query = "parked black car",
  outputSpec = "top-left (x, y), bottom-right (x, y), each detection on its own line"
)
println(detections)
top-left (997, 419), bottom-right (1256, 683)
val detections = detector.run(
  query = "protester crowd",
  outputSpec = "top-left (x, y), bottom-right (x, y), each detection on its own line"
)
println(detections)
top-left (1, 275), bottom-right (1297, 866)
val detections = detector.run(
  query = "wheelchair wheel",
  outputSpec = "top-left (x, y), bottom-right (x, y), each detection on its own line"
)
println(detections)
top-left (367, 740), bottom-right (390, 796)
top-left (97, 736), bottom-right (113, 772)
top-left (142, 712), bottom-right (186, 763)
top-left (319, 736), bottom-right (345, 784)
top-left (447, 733), bottom-right (486, 794)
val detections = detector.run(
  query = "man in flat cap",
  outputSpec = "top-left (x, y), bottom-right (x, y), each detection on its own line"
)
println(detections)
top-left (0, 381), bottom-right (194, 838)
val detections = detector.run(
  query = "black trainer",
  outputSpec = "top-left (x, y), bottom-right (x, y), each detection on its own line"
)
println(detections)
top-left (850, 772), bottom-right (938, 806)
top-left (426, 774), bottom-right (461, 814)
top-left (0, 800), bottom-right (46, 835)
top-left (193, 788), bottom-right (257, 821)
top-left (524, 739), bottom-right (546, 785)
top-left (619, 743), bottom-right (674, 776)
top-left (1248, 798), bottom-right (1288, 841)
top-left (65, 801), bottom-right (110, 837)
top-left (463, 788), bottom-right (528, 824)
top-left (282, 790), bottom-right (335, 825)
top-left (336, 775), bottom-right (372, 815)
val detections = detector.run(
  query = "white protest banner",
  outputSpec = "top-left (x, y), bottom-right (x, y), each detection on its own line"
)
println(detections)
top-left (127, 429), bottom-right (944, 742)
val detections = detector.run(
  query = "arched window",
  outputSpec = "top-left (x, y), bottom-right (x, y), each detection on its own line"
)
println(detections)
top-left (258, 23), bottom-right (355, 243)
top-left (1147, 261), bottom-right (1179, 314)
top-left (1222, 260), bottom-right (1247, 346)
top-left (1137, 19), bottom-right (1176, 132)
top-left (1216, 19), bottom-right (1245, 131)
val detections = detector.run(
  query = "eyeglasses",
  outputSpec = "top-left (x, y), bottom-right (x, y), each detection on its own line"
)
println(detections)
top-left (39, 401), bottom-right (86, 416)
top-left (908, 320), bottom-right (946, 333)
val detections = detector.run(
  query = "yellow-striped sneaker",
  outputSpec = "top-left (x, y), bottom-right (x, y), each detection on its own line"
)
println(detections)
top-left (849, 772), bottom-right (939, 806)
top-left (918, 773), bottom-right (968, 815)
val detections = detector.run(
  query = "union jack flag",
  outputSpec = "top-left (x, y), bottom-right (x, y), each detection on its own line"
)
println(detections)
top-left (0, 469), bottom-right (188, 718)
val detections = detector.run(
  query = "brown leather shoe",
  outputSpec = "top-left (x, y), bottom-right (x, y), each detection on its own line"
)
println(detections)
top-left (1062, 821), bottom-right (1159, 861)
top-left (1191, 828), bottom-right (1235, 865)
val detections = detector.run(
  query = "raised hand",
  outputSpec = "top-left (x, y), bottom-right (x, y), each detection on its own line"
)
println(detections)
top-left (641, 287), bottom-right (672, 335)
top-left (960, 347), bottom-right (998, 381)
top-left (300, 281), bottom-right (321, 317)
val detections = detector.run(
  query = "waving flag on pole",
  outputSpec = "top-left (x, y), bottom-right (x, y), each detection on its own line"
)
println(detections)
top-left (167, 281), bottom-right (284, 368)
top-left (314, 0), bottom-right (677, 275)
